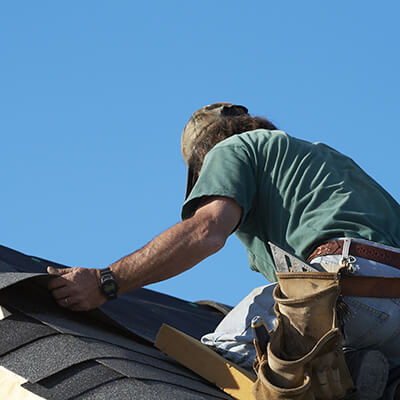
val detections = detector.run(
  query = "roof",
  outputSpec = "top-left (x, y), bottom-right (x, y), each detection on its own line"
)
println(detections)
top-left (0, 244), bottom-right (234, 399)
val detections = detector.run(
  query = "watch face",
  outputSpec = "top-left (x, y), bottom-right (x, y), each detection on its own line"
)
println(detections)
top-left (102, 280), bottom-right (118, 295)
top-left (101, 274), bottom-right (118, 299)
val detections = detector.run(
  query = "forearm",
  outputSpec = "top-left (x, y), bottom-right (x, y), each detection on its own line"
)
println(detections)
top-left (47, 196), bottom-right (241, 311)
top-left (109, 212), bottom-right (225, 294)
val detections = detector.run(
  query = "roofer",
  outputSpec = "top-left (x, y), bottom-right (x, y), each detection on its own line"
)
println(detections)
top-left (48, 103), bottom-right (400, 399)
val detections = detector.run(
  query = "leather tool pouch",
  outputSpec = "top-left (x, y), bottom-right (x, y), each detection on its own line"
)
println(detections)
top-left (252, 272), bottom-right (355, 400)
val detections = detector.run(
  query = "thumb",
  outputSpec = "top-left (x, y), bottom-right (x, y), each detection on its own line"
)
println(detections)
top-left (47, 266), bottom-right (69, 276)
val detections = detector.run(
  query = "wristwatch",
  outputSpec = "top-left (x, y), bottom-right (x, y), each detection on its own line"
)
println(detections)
top-left (99, 268), bottom-right (119, 300)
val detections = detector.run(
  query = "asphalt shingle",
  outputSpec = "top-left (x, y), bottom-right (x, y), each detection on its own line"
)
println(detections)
top-left (22, 361), bottom-right (123, 400)
top-left (0, 244), bottom-right (233, 399)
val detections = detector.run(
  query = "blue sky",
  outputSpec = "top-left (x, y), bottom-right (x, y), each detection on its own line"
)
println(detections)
top-left (1, 1), bottom-right (399, 306)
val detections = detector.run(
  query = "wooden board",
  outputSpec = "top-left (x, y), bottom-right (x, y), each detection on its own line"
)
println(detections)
top-left (155, 323), bottom-right (256, 400)
top-left (0, 305), bottom-right (11, 320)
top-left (0, 367), bottom-right (44, 400)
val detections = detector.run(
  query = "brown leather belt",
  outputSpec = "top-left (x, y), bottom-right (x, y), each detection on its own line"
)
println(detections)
top-left (307, 240), bottom-right (400, 298)
top-left (340, 275), bottom-right (400, 297)
top-left (307, 239), bottom-right (400, 268)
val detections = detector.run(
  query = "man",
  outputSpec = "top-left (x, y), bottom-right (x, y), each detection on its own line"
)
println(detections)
top-left (48, 103), bottom-right (400, 399)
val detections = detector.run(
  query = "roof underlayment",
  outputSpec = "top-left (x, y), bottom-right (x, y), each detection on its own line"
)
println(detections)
top-left (0, 244), bottom-right (234, 399)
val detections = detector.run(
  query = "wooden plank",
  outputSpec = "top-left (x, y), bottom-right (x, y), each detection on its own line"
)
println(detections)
top-left (0, 367), bottom-right (44, 400)
top-left (155, 323), bottom-right (256, 400)
top-left (0, 305), bottom-right (11, 320)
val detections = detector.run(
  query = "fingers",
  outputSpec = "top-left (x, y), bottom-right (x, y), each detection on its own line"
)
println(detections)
top-left (47, 266), bottom-right (69, 275)
top-left (55, 295), bottom-right (79, 309)
top-left (50, 285), bottom-right (71, 301)
top-left (47, 274), bottom-right (69, 290)
top-left (69, 303), bottom-right (89, 312)
top-left (47, 266), bottom-right (71, 291)
top-left (50, 280), bottom-right (88, 310)
top-left (48, 266), bottom-right (74, 303)
top-left (56, 295), bottom-right (94, 312)
top-left (47, 266), bottom-right (106, 312)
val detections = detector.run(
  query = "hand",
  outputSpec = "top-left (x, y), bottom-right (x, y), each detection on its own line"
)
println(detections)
top-left (47, 266), bottom-right (106, 311)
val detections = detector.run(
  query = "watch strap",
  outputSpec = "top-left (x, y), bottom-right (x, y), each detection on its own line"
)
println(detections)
top-left (99, 267), bottom-right (119, 300)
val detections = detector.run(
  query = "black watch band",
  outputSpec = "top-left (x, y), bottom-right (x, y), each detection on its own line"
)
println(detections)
top-left (99, 267), bottom-right (119, 300)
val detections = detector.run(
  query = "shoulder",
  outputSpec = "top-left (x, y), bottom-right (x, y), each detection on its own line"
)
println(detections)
top-left (211, 129), bottom-right (289, 150)
top-left (205, 129), bottom-right (301, 164)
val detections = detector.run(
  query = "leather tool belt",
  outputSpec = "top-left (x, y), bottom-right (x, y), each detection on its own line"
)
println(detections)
top-left (307, 239), bottom-right (400, 298)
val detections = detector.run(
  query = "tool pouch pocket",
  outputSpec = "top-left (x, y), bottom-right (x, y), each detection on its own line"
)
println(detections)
top-left (253, 359), bottom-right (311, 400)
top-left (252, 275), bottom-right (355, 400)
top-left (253, 322), bottom-right (353, 400)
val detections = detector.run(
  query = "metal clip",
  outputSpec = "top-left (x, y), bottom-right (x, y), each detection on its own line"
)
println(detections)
top-left (339, 255), bottom-right (357, 274)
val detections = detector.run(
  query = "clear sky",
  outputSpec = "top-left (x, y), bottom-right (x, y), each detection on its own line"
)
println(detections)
top-left (1, 1), bottom-right (399, 306)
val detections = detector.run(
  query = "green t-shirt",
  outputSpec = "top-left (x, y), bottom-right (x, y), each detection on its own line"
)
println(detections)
top-left (182, 130), bottom-right (400, 283)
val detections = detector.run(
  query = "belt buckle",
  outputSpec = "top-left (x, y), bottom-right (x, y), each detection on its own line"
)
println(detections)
top-left (339, 255), bottom-right (357, 274)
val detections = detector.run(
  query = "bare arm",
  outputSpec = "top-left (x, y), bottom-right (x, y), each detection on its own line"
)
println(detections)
top-left (111, 196), bottom-right (242, 293)
top-left (47, 196), bottom-right (242, 311)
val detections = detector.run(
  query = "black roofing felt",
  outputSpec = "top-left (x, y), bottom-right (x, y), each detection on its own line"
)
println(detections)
top-left (0, 244), bottom-right (233, 399)
top-left (100, 287), bottom-right (224, 343)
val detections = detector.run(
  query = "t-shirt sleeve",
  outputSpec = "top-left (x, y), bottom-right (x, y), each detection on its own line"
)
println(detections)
top-left (181, 142), bottom-right (257, 228)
